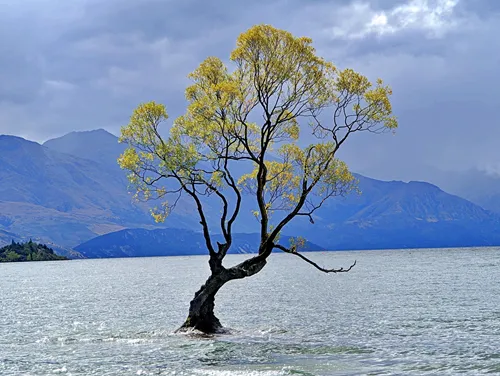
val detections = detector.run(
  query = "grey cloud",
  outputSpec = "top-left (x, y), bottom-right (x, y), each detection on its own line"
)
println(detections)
top-left (289, 1), bottom-right (500, 179)
top-left (0, 0), bottom-right (499, 182)
top-left (0, 0), bottom-right (295, 138)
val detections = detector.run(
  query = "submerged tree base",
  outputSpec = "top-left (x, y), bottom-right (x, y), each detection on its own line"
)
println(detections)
top-left (177, 314), bottom-right (225, 334)
top-left (176, 319), bottom-right (230, 335)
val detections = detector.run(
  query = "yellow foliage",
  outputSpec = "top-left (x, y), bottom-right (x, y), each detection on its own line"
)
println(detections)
top-left (117, 24), bottom-right (397, 227)
top-left (118, 148), bottom-right (140, 171)
top-left (289, 236), bottom-right (306, 252)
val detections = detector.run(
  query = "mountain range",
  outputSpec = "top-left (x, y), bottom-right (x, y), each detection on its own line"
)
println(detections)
top-left (0, 131), bottom-right (200, 248)
top-left (75, 228), bottom-right (324, 258)
top-left (285, 175), bottom-right (500, 250)
top-left (1, 129), bottom-right (500, 258)
top-left (420, 168), bottom-right (500, 215)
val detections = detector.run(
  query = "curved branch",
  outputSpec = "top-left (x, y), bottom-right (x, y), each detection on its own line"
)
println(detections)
top-left (273, 244), bottom-right (356, 274)
top-left (171, 176), bottom-right (216, 257)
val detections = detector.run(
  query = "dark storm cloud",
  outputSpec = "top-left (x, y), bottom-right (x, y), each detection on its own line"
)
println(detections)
top-left (0, 0), bottom-right (499, 177)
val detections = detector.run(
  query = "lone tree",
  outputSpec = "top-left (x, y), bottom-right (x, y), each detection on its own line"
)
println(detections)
top-left (118, 25), bottom-right (397, 334)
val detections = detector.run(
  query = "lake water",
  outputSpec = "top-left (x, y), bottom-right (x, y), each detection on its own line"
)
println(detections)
top-left (1, 248), bottom-right (499, 375)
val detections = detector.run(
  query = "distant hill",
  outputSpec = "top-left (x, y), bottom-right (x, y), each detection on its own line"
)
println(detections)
top-left (0, 134), bottom-right (199, 247)
top-left (74, 228), bottom-right (324, 258)
top-left (424, 168), bottom-right (500, 214)
top-left (285, 175), bottom-right (500, 250)
top-left (0, 241), bottom-right (68, 262)
top-left (0, 134), bottom-right (134, 214)
top-left (386, 165), bottom-right (500, 215)
top-left (43, 129), bottom-right (126, 171)
top-left (42, 130), bottom-right (248, 232)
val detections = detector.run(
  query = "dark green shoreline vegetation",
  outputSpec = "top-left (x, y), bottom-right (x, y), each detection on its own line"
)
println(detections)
top-left (0, 240), bottom-right (68, 262)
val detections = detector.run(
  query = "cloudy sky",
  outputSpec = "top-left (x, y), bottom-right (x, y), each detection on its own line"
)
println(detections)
top-left (1, 0), bottom-right (499, 180)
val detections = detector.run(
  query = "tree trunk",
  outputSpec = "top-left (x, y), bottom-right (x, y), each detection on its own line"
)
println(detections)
top-left (177, 255), bottom-right (267, 334)
top-left (179, 271), bottom-right (228, 334)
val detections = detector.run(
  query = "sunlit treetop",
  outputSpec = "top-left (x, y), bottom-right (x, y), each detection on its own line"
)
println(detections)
top-left (118, 24), bottom-right (397, 259)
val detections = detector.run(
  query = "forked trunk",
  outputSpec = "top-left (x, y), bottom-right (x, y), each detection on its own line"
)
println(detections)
top-left (178, 255), bottom-right (267, 334)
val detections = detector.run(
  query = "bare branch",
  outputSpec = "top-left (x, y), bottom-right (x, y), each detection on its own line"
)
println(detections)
top-left (273, 244), bottom-right (356, 274)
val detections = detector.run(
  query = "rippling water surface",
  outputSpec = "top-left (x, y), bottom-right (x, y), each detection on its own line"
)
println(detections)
top-left (1, 248), bottom-right (500, 375)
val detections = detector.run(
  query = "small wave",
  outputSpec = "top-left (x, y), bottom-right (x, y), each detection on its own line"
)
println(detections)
top-left (258, 327), bottom-right (288, 335)
top-left (191, 369), bottom-right (289, 376)
top-left (173, 326), bottom-right (237, 339)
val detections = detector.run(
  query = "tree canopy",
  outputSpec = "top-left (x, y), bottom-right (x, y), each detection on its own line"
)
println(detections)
top-left (118, 24), bottom-right (397, 333)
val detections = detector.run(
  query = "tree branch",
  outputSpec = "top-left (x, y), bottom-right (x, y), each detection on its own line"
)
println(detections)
top-left (273, 244), bottom-right (356, 274)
